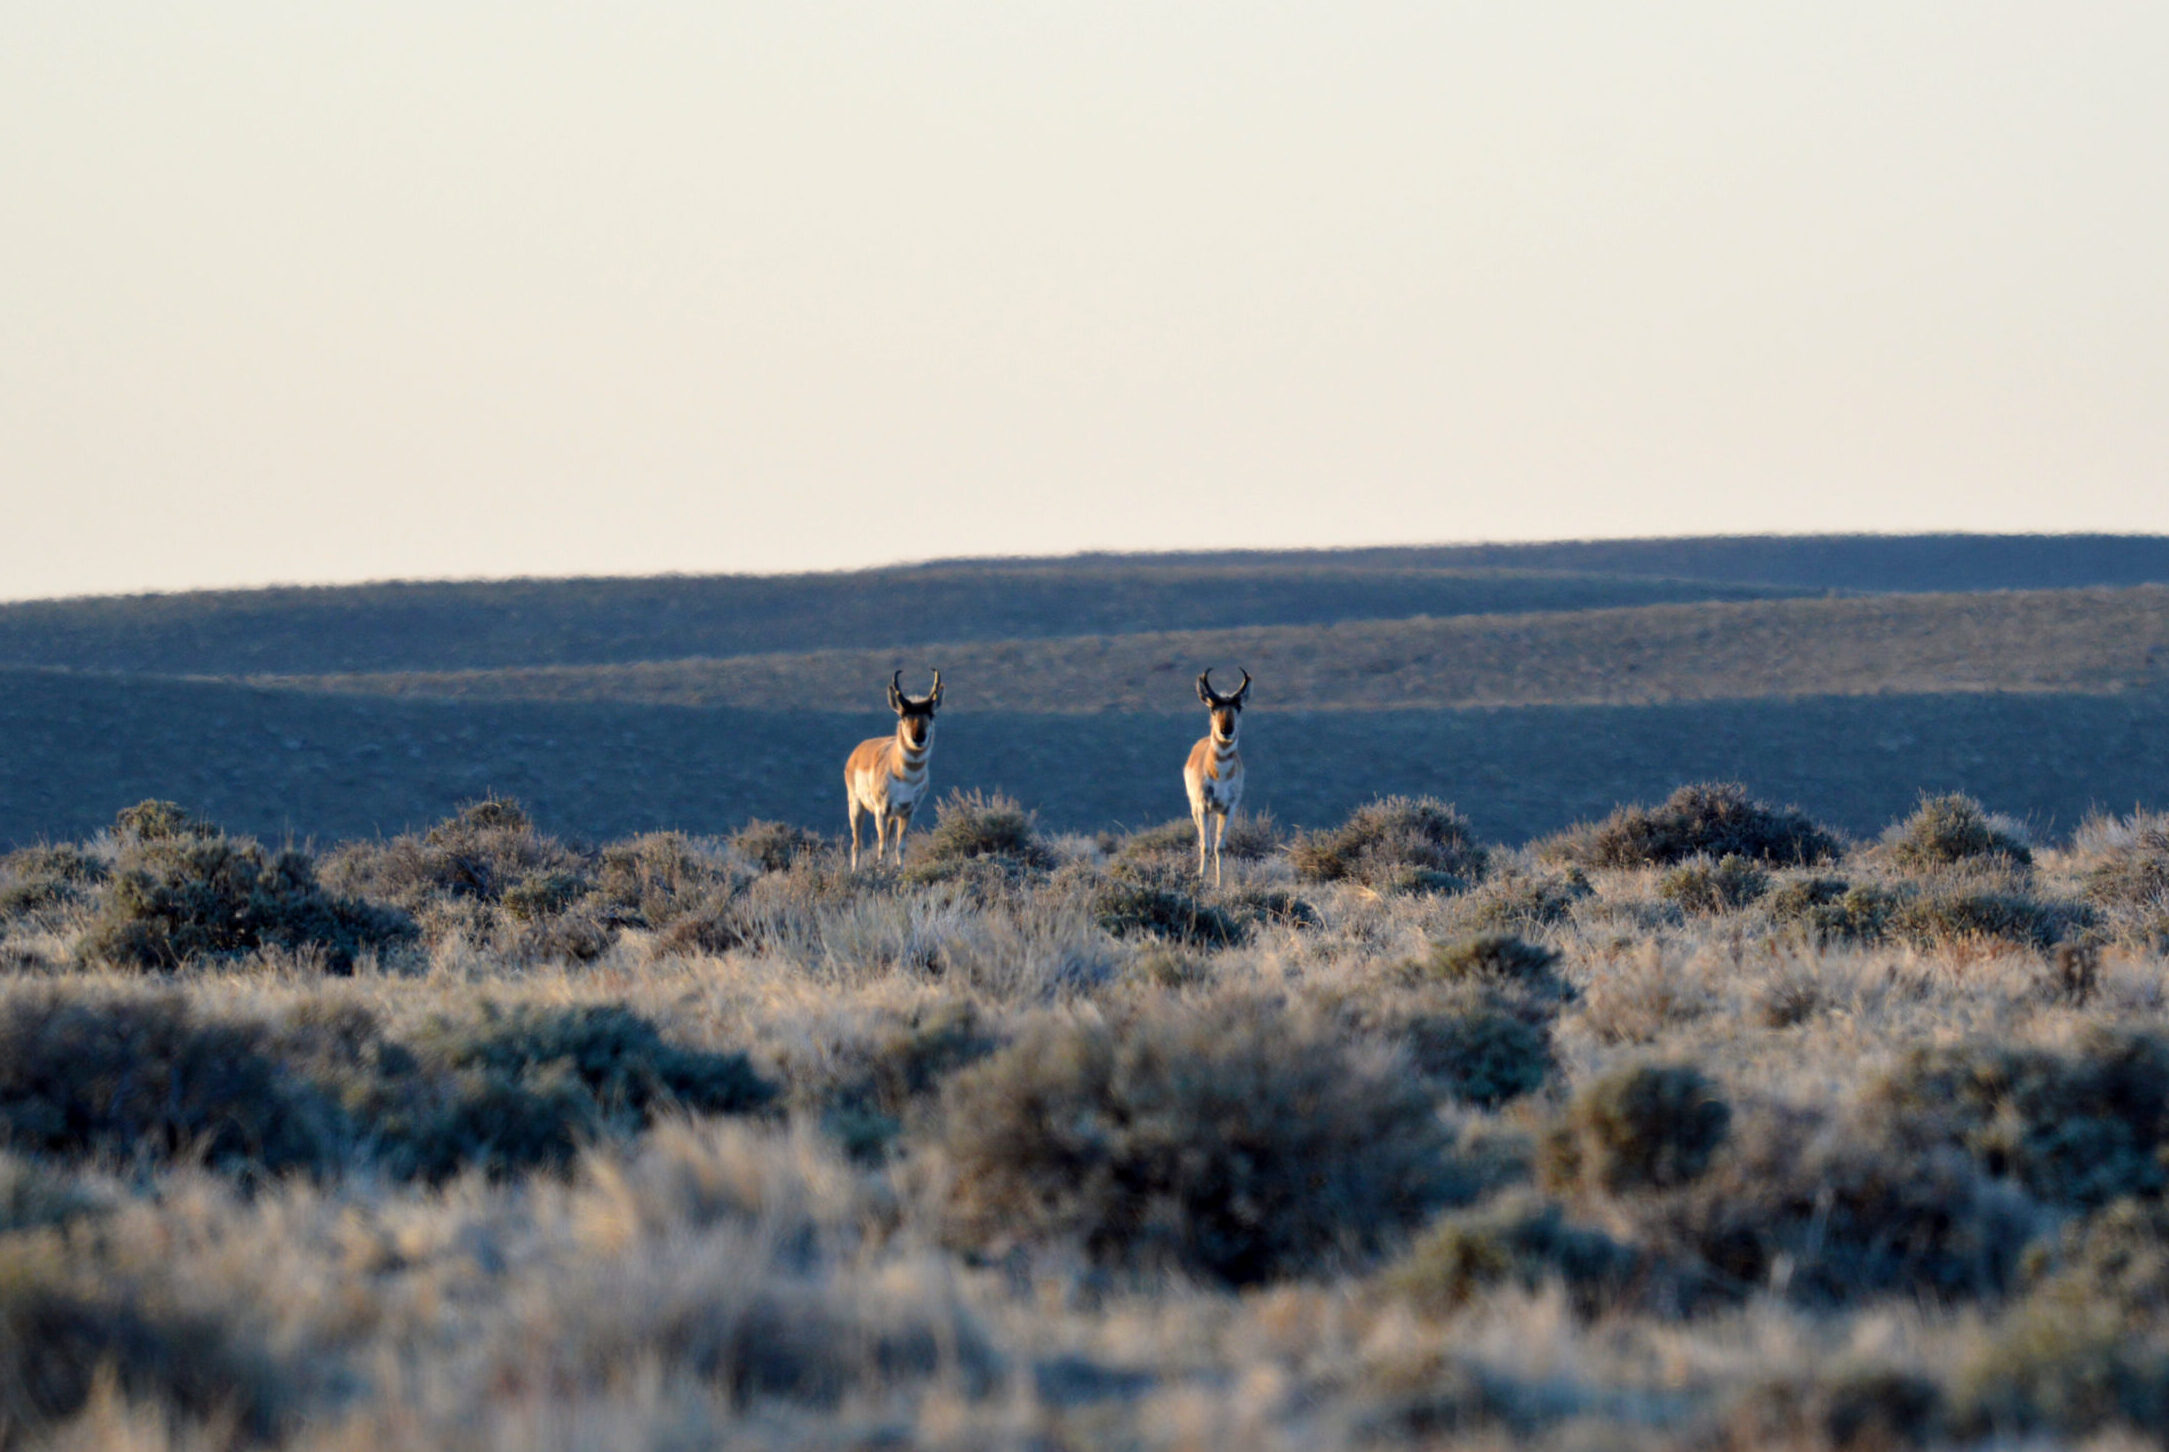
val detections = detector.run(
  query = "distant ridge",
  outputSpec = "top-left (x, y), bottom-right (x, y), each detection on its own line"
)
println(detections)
top-left (1025, 533), bottom-right (2169, 592)
top-left (253, 586), bottom-right (2169, 714)
top-left (3, 533), bottom-right (2167, 677)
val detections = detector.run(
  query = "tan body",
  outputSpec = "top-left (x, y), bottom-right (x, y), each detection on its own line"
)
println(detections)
top-left (1184, 668), bottom-right (1250, 886)
top-left (1184, 735), bottom-right (1244, 885)
top-left (846, 671), bottom-right (940, 868)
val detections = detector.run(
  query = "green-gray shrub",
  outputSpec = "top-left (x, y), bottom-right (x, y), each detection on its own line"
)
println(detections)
top-left (821, 999), bottom-right (1001, 1161)
top-left (1093, 879), bottom-right (1246, 948)
top-left (1381, 1193), bottom-right (1644, 1315)
top-left (1411, 934), bottom-right (1571, 1002)
top-left (1290, 797), bottom-right (1487, 893)
top-left (320, 797), bottom-right (584, 909)
top-left (1659, 854), bottom-right (1770, 914)
top-left (0, 845), bottom-right (105, 921)
top-left (731, 820), bottom-right (825, 874)
top-left (0, 990), bottom-right (342, 1174)
top-left (935, 995), bottom-right (1462, 1284)
top-left (1885, 792), bottom-right (2032, 871)
top-left (906, 791), bottom-right (1055, 878)
top-left (1542, 1062), bottom-right (1731, 1194)
top-left (76, 827), bottom-right (413, 973)
top-left (1870, 1030), bottom-right (2169, 1207)
top-left (1401, 1008), bottom-right (1554, 1107)
top-left (0, 1240), bottom-right (289, 1441)
top-left (1542, 782), bottom-right (1840, 869)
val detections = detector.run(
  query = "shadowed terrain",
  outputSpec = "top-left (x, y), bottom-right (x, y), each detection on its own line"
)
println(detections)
top-left (5, 535), bottom-right (2169, 849)
top-left (254, 585), bottom-right (2169, 713)
top-left (6, 664), bottom-right (2167, 847)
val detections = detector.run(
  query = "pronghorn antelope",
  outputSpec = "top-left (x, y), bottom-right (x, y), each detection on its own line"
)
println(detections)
top-left (846, 670), bottom-right (943, 868)
top-left (1184, 667), bottom-right (1250, 886)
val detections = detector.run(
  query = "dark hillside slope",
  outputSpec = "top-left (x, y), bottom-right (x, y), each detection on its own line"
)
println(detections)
top-left (0, 567), bottom-right (1801, 677)
top-left (263, 586), bottom-right (2169, 713)
top-left (1113, 533), bottom-right (2169, 592)
top-left (6, 666), bottom-right (2167, 847)
top-left (9, 532), bottom-right (2169, 677)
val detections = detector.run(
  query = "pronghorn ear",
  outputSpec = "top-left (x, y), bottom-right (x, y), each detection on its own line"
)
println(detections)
top-left (1196, 671), bottom-right (1214, 705)
top-left (927, 669), bottom-right (943, 709)
top-left (888, 670), bottom-right (905, 713)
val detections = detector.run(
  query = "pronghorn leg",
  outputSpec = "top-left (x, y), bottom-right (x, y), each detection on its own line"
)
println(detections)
top-left (891, 812), bottom-right (910, 863)
top-left (1194, 806), bottom-right (1210, 880)
top-left (872, 807), bottom-right (890, 866)
top-left (1213, 813), bottom-right (1228, 889)
top-left (848, 796), bottom-right (865, 871)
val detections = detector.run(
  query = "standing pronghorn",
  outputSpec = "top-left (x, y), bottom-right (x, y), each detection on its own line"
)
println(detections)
top-left (846, 670), bottom-right (943, 868)
top-left (1184, 668), bottom-right (1250, 886)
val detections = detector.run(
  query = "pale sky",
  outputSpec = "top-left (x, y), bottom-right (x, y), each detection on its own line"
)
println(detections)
top-left (3, 3), bottom-right (2166, 602)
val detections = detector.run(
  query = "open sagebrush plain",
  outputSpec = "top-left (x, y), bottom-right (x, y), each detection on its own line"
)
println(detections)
top-left (6, 780), bottom-right (2169, 1450)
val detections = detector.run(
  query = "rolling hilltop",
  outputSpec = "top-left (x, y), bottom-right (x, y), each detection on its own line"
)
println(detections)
top-left (258, 586), bottom-right (2169, 713)
top-left (4, 534), bottom-right (2169, 847)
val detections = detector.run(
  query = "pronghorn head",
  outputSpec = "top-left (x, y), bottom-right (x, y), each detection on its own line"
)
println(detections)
top-left (1197, 668), bottom-right (1250, 745)
top-left (888, 669), bottom-right (942, 751)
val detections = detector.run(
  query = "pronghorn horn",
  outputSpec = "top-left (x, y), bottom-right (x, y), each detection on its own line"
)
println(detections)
top-left (1234, 668), bottom-right (1251, 703)
top-left (927, 669), bottom-right (942, 706)
top-left (1197, 670), bottom-right (1215, 705)
top-left (889, 670), bottom-right (905, 712)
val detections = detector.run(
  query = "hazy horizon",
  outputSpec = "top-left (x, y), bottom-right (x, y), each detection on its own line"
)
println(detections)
top-left (7, 3), bottom-right (2166, 602)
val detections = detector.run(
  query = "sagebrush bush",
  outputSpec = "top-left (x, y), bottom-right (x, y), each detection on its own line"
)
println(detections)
top-left (75, 823), bottom-right (413, 973)
top-left (1410, 933), bottom-right (1570, 1002)
top-left (1884, 792), bottom-right (2033, 871)
top-left (935, 995), bottom-right (1463, 1284)
top-left (2020, 1198), bottom-right (2169, 1326)
top-left (1659, 854), bottom-right (1770, 914)
top-left (1870, 1029), bottom-right (2169, 1207)
top-left (1400, 1007), bottom-right (1554, 1107)
top-left (110, 799), bottom-right (216, 844)
top-left (1655, 1103), bottom-right (2041, 1308)
top-left (1542, 782), bottom-right (1839, 869)
top-left (0, 844), bottom-right (105, 921)
top-left (1764, 877), bottom-right (1896, 943)
top-left (1382, 1192), bottom-right (1644, 1315)
top-left (320, 797), bottom-right (585, 909)
top-left (590, 832), bottom-right (736, 927)
top-left (0, 989), bottom-right (341, 1174)
top-left (502, 869), bottom-right (587, 922)
top-left (1224, 885), bottom-right (1320, 929)
top-left (2077, 813), bottom-right (2169, 908)
top-left (417, 1003), bottom-right (774, 1122)
top-left (1290, 797), bottom-right (1487, 893)
top-left (1452, 869), bottom-right (1593, 932)
top-left (0, 1240), bottom-right (288, 1441)
top-left (1886, 887), bottom-right (2069, 950)
top-left (905, 791), bottom-right (1055, 878)
top-left (1542, 1062), bottom-right (1731, 1194)
top-left (821, 999), bottom-right (1001, 1160)
top-left (1092, 879), bottom-right (1246, 948)
top-left (335, 1003), bottom-right (776, 1182)
top-left (731, 820), bottom-right (825, 874)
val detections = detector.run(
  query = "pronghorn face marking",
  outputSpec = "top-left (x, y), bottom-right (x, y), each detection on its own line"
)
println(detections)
top-left (890, 668), bottom-right (941, 751)
top-left (1197, 668), bottom-right (1250, 745)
